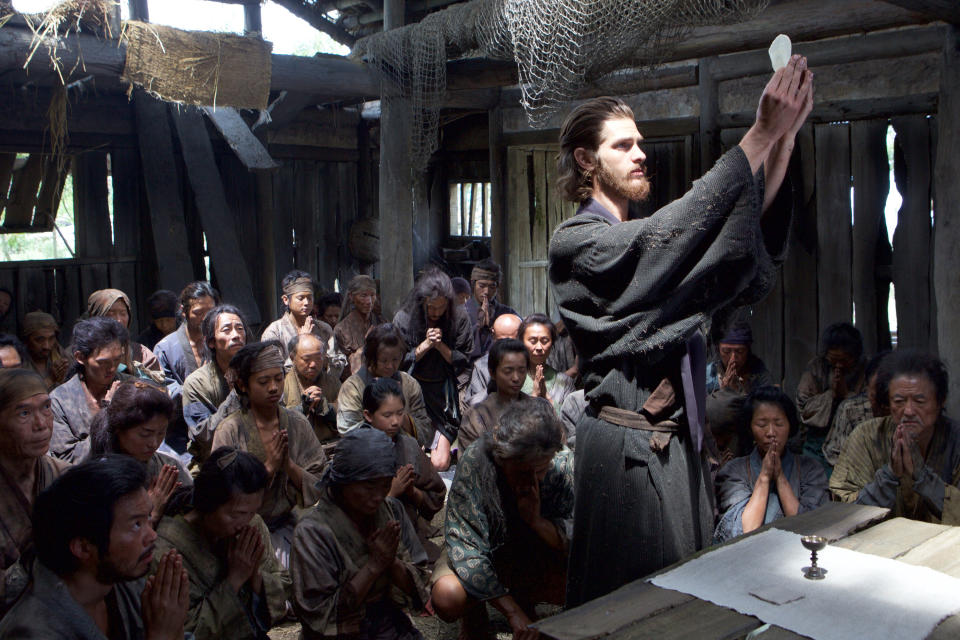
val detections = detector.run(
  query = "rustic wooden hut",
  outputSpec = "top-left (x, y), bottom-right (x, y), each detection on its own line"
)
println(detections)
top-left (0, 0), bottom-right (957, 414)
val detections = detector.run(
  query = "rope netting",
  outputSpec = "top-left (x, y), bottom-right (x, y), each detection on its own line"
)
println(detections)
top-left (352, 0), bottom-right (769, 171)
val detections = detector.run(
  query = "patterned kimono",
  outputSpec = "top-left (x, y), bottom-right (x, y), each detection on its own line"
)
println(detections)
top-left (0, 561), bottom-right (147, 638)
top-left (443, 435), bottom-right (573, 603)
top-left (153, 514), bottom-right (290, 640)
top-left (714, 448), bottom-right (829, 543)
top-left (291, 492), bottom-right (428, 640)
top-left (0, 456), bottom-right (70, 613)
top-left (212, 407), bottom-right (327, 563)
top-left (830, 416), bottom-right (960, 524)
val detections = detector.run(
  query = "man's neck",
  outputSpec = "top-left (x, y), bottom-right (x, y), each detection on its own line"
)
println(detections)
top-left (186, 323), bottom-right (203, 342)
top-left (288, 310), bottom-right (305, 329)
top-left (296, 370), bottom-right (316, 389)
top-left (84, 377), bottom-right (110, 400)
top-left (590, 188), bottom-right (629, 222)
top-left (62, 570), bottom-right (113, 628)
top-left (215, 351), bottom-right (232, 374)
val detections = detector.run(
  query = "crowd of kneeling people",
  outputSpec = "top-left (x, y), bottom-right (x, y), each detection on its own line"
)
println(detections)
top-left (0, 260), bottom-right (955, 639)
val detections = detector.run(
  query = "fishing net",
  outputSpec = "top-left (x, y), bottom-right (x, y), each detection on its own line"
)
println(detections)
top-left (352, 0), bottom-right (769, 171)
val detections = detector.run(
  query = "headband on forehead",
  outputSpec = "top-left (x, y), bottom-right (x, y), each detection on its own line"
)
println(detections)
top-left (283, 277), bottom-right (314, 296)
top-left (720, 324), bottom-right (753, 346)
top-left (251, 345), bottom-right (285, 373)
top-left (0, 369), bottom-right (48, 410)
top-left (347, 275), bottom-right (377, 294)
top-left (471, 267), bottom-right (500, 283)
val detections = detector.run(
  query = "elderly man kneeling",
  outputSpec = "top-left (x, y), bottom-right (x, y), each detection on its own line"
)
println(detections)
top-left (831, 350), bottom-right (960, 523)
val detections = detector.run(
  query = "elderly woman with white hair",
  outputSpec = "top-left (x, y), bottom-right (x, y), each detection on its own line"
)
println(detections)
top-left (431, 398), bottom-right (574, 640)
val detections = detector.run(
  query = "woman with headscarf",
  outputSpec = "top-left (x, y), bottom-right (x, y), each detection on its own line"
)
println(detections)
top-left (87, 380), bottom-right (192, 527)
top-left (392, 267), bottom-right (474, 471)
top-left (432, 399), bottom-right (573, 640)
top-left (0, 369), bottom-right (71, 614)
top-left (212, 341), bottom-right (328, 568)
top-left (86, 288), bottom-right (164, 383)
top-left (335, 275), bottom-right (382, 376)
top-left (291, 427), bottom-right (429, 640)
top-left (714, 387), bottom-right (829, 543)
top-left (154, 447), bottom-right (290, 640)
top-left (49, 317), bottom-right (132, 463)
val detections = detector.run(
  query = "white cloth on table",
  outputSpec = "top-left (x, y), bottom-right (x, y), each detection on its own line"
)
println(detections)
top-left (650, 528), bottom-right (960, 640)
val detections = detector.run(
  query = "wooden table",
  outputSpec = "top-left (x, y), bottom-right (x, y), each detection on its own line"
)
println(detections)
top-left (534, 503), bottom-right (960, 640)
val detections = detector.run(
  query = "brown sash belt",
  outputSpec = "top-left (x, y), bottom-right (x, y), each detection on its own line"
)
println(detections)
top-left (597, 406), bottom-right (679, 452)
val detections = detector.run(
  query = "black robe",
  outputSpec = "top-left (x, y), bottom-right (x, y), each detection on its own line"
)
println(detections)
top-left (548, 146), bottom-right (792, 606)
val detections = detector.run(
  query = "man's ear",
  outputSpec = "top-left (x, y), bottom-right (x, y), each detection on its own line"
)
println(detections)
top-left (281, 294), bottom-right (290, 308)
top-left (573, 147), bottom-right (597, 172)
top-left (69, 537), bottom-right (98, 566)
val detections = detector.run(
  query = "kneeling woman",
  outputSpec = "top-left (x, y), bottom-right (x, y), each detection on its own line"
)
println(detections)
top-left (291, 427), bottom-right (429, 640)
top-left (363, 378), bottom-right (446, 559)
top-left (715, 386), bottom-right (829, 543)
top-left (155, 447), bottom-right (290, 639)
top-left (432, 399), bottom-right (574, 640)
top-left (88, 380), bottom-right (192, 527)
top-left (212, 341), bottom-right (328, 567)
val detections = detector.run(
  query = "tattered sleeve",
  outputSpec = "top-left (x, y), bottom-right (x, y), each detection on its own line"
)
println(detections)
top-left (444, 458), bottom-right (505, 601)
top-left (290, 518), bottom-right (354, 637)
top-left (335, 376), bottom-right (365, 434)
top-left (549, 147), bottom-right (790, 367)
top-left (829, 420), bottom-right (895, 505)
top-left (287, 413), bottom-right (328, 506)
top-left (796, 369), bottom-right (834, 430)
top-left (713, 457), bottom-right (755, 543)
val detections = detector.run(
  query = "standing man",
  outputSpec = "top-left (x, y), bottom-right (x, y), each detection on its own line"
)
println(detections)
top-left (549, 56), bottom-right (812, 605)
top-left (20, 311), bottom-right (68, 390)
top-left (463, 259), bottom-right (516, 363)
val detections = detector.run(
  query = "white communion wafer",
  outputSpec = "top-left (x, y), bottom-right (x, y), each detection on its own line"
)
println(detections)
top-left (769, 34), bottom-right (792, 71)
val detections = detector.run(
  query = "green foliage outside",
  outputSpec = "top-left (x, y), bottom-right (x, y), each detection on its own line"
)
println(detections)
top-left (0, 172), bottom-right (77, 262)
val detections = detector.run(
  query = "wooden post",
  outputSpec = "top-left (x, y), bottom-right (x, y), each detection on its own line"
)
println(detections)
top-left (934, 25), bottom-right (960, 418)
top-left (815, 123), bottom-right (853, 330)
top-left (378, 0), bottom-right (414, 317)
top-left (244, 3), bottom-right (262, 35)
top-left (851, 119), bottom-right (890, 352)
top-left (698, 56), bottom-right (720, 174)
top-left (73, 152), bottom-right (112, 258)
top-left (128, 0), bottom-right (149, 21)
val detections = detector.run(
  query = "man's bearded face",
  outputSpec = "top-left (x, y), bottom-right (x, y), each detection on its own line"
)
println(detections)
top-left (596, 153), bottom-right (650, 203)
top-left (593, 116), bottom-right (651, 203)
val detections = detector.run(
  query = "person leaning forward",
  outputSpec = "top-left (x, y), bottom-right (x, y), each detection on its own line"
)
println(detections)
top-left (549, 55), bottom-right (813, 606)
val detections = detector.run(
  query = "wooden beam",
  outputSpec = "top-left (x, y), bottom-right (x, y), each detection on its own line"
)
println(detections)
top-left (815, 123), bottom-right (853, 330)
top-left (378, 0), bottom-right (414, 317)
top-left (244, 3), bottom-right (262, 34)
top-left (880, 0), bottom-right (960, 24)
top-left (3, 154), bottom-right (42, 229)
top-left (133, 91), bottom-right (196, 291)
top-left (203, 107), bottom-right (280, 171)
top-left (128, 0), bottom-right (149, 21)
top-left (934, 25), bottom-right (960, 418)
top-left (172, 107), bottom-right (262, 325)
top-left (74, 152), bottom-right (113, 258)
top-left (268, 0), bottom-right (356, 47)
top-left (698, 56), bottom-right (719, 174)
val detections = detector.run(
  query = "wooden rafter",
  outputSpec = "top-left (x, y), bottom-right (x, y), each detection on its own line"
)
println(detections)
top-left (880, 1), bottom-right (960, 24)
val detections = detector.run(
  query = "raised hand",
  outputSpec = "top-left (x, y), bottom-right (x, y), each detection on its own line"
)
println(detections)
top-left (532, 364), bottom-right (547, 399)
top-left (367, 521), bottom-right (401, 572)
top-left (303, 385), bottom-right (325, 413)
top-left (760, 444), bottom-right (781, 481)
top-left (389, 464), bottom-right (416, 498)
top-left (148, 465), bottom-right (181, 526)
top-left (300, 315), bottom-right (316, 335)
top-left (479, 294), bottom-right (491, 328)
top-left (142, 550), bottom-right (189, 640)
top-left (830, 365), bottom-right (848, 400)
top-left (263, 429), bottom-right (289, 476)
top-left (226, 525), bottom-right (265, 593)
top-left (755, 55), bottom-right (813, 143)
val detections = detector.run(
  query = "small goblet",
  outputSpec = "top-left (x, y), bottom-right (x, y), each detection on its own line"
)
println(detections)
top-left (801, 535), bottom-right (827, 580)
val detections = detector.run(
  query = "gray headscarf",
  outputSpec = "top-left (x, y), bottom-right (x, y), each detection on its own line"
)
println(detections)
top-left (320, 426), bottom-right (396, 487)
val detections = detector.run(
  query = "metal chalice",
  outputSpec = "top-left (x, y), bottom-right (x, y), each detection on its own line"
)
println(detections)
top-left (801, 535), bottom-right (828, 580)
